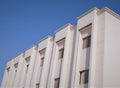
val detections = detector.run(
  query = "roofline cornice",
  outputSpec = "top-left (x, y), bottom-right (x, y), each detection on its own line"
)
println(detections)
top-left (38, 35), bottom-right (53, 43)
top-left (25, 45), bottom-right (37, 51)
top-left (77, 7), bottom-right (120, 21)
top-left (55, 23), bottom-right (73, 33)
top-left (97, 7), bottom-right (120, 20)
top-left (7, 53), bottom-right (24, 62)
top-left (77, 7), bottom-right (99, 20)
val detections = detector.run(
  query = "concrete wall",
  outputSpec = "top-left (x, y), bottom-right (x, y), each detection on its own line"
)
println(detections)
top-left (30, 36), bottom-right (54, 88)
top-left (103, 12), bottom-right (120, 88)
top-left (1, 53), bottom-right (24, 88)
top-left (47, 24), bottom-right (75, 88)
top-left (22, 46), bottom-right (37, 88)
top-left (71, 9), bottom-right (98, 88)
top-left (94, 12), bottom-right (105, 88)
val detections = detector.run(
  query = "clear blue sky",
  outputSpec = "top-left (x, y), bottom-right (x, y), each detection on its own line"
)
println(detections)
top-left (0, 0), bottom-right (120, 85)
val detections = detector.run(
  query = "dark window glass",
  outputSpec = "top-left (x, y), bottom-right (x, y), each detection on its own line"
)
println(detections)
top-left (58, 48), bottom-right (64, 59)
top-left (80, 70), bottom-right (89, 84)
top-left (54, 78), bottom-right (60, 88)
top-left (40, 57), bottom-right (44, 67)
top-left (36, 83), bottom-right (39, 88)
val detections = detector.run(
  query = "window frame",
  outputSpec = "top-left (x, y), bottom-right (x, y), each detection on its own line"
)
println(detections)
top-left (79, 69), bottom-right (89, 85)
top-left (40, 57), bottom-right (44, 67)
top-left (6, 67), bottom-right (10, 72)
top-left (36, 83), bottom-right (40, 88)
top-left (82, 36), bottom-right (91, 49)
top-left (54, 78), bottom-right (60, 88)
top-left (58, 48), bottom-right (64, 59)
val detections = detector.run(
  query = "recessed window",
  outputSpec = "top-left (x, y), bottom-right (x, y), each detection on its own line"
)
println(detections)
top-left (6, 67), bottom-right (10, 72)
top-left (54, 78), bottom-right (60, 88)
top-left (14, 63), bottom-right (18, 68)
top-left (25, 56), bottom-right (30, 63)
top-left (57, 38), bottom-right (65, 46)
top-left (79, 70), bottom-right (89, 84)
top-left (39, 48), bottom-right (46, 67)
top-left (83, 36), bottom-right (91, 49)
top-left (40, 57), bottom-right (44, 67)
top-left (58, 48), bottom-right (64, 59)
top-left (36, 83), bottom-right (40, 88)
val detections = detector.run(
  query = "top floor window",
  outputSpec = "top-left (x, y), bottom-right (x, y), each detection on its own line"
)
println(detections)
top-left (39, 48), bottom-right (46, 67)
top-left (83, 36), bottom-right (91, 49)
top-left (58, 48), bottom-right (64, 59)
top-left (56, 38), bottom-right (65, 59)
top-left (14, 63), bottom-right (18, 68)
top-left (25, 56), bottom-right (30, 63)
top-left (6, 67), bottom-right (10, 72)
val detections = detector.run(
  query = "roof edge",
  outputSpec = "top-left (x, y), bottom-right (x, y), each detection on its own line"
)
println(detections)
top-left (7, 53), bottom-right (24, 62)
top-left (55, 23), bottom-right (73, 33)
top-left (97, 7), bottom-right (120, 20)
top-left (25, 45), bottom-right (37, 51)
top-left (77, 7), bottom-right (99, 20)
top-left (38, 35), bottom-right (53, 43)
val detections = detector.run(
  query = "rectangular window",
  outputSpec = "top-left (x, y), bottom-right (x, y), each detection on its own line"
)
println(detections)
top-left (40, 57), bottom-right (44, 67)
top-left (39, 48), bottom-right (46, 67)
top-left (54, 78), bottom-right (60, 88)
top-left (79, 70), bottom-right (89, 84)
top-left (83, 36), bottom-right (91, 49)
top-left (36, 83), bottom-right (39, 88)
top-left (58, 48), bottom-right (64, 59)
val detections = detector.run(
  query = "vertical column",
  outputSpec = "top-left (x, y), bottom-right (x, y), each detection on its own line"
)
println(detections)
top-left (70, 28), bottom-right (79, 88)
top-left (6, 61), bottom-right (14, 88)
top-left (23, 57), bottom-right (30, 88)
top-left (19, 58), bottom-right (27, 88)
top-left (59, 29), bottom-right (71, 88)
top-left (25, 47), bottom-right (37, 88)
top-left (39, 39), bottom-right (53, 88)
top-left (30, 52), bottom-right (40, 88)
top-left (13, 54), bottom-right (24, 88)
top-left (1, 66), bottom-right (10, 88)
top-left (89, 14), bottom-right (98, 88)
top-left (47, 43), bottom-right (58, 88)
top-left (11, 63), bottom-right (18, 88)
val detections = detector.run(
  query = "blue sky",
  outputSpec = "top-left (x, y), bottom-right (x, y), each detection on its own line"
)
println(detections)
top-left (0, 0), bottom-right (120, 85)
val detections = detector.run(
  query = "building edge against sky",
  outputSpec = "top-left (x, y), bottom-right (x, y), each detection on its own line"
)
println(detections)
top-left (1, 7), bottom-right (120, 88)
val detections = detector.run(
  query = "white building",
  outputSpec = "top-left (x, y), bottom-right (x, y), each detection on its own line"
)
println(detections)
top-left (1, 7), bottom-right (120, 88)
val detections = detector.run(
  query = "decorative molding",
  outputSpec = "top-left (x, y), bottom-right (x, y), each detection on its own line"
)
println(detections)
top-left (55, 23), bottom-right (73, 33)
top-left (25, 45), bottom-right (36, 51)
top-left (38, 35), bottom-right (53, 43)
top-left (8, 53), bottom-right (24, 62)
top-left (77, 7), bottom-right (99, 20)
top-left (79, 23), bottom-right (92, 32)
top-left (97, 7), bottom-right (120, 20)
top-left (70, 25), bottom-right (76, 30)
top-left (77, 7), bottom-right (120, 21)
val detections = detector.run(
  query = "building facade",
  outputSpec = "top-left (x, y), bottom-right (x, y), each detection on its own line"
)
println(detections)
top-left (1, 7), bottom-right (120, 88)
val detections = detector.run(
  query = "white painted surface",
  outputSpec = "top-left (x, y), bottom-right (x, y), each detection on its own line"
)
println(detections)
top-left (1, 7), bottom-right (120, 88)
